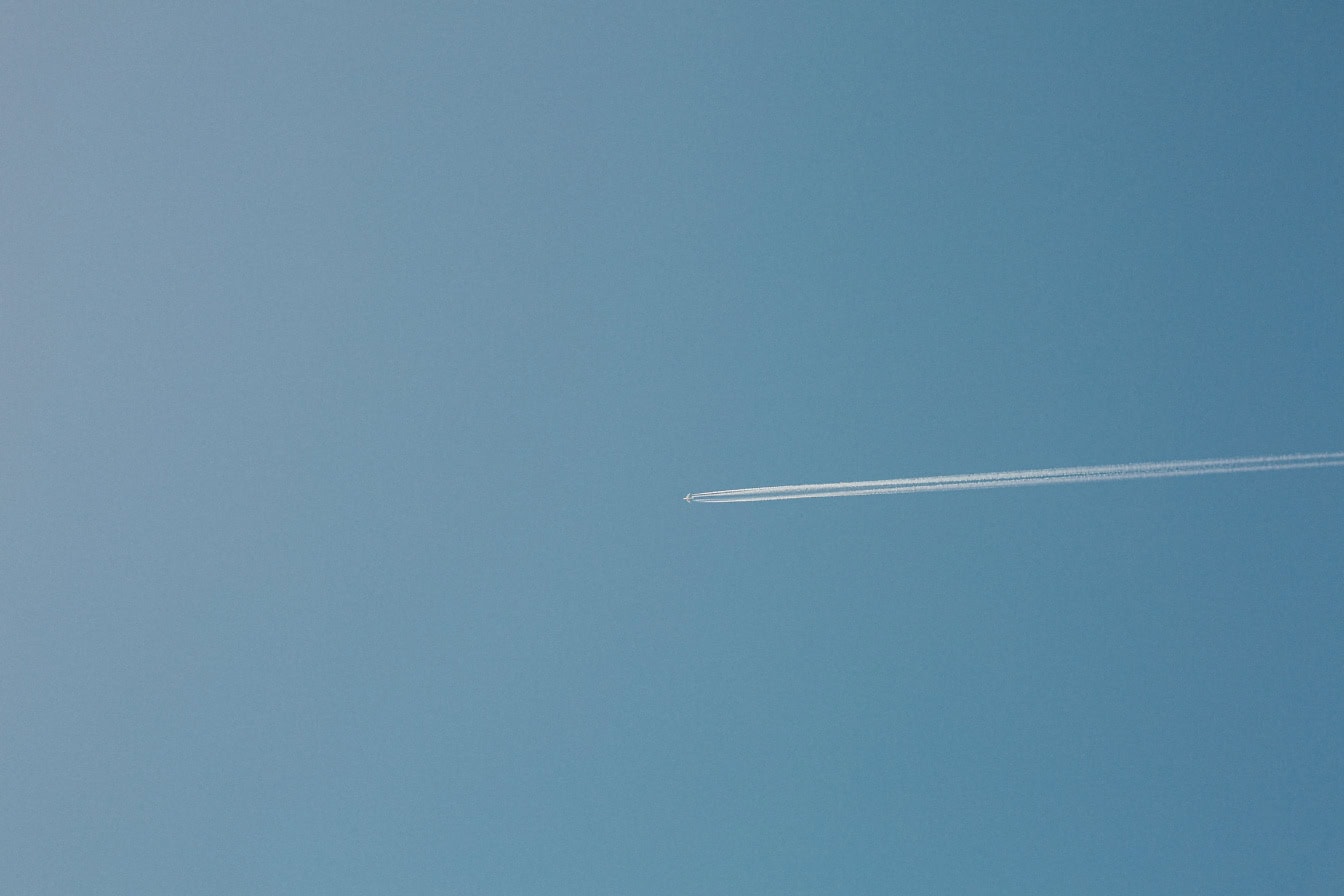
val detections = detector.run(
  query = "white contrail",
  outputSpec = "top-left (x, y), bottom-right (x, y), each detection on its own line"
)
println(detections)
top-left (685, 452), bottom-right (1344, 503)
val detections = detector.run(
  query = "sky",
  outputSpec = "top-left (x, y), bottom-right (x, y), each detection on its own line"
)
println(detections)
top-left (2, 2), bottom-right (1342, 893)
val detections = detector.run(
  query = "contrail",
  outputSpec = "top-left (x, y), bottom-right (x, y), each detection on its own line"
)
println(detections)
top-left (684, 452), bottom-right (1344, 503)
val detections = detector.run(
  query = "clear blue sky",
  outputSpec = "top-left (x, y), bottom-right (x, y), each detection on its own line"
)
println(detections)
top-left (3, 2), bottom-right (1342, 892)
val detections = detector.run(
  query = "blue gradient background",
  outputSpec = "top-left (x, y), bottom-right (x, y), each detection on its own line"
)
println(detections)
top-left (3, 3), bottom-right (1342, 892)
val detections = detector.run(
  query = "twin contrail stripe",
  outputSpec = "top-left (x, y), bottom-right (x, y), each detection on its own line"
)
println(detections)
top-left (685, 452), bottom-right (1344, 503)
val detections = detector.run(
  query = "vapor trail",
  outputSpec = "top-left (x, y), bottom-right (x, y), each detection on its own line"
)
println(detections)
top-left (685, 452), bottom-right (1344, 503)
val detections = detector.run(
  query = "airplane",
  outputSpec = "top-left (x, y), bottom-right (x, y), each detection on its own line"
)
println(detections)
top-left (684, 494), bottom-right (692, 503)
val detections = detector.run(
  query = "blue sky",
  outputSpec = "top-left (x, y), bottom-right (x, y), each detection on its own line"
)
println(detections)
top-left (3, 2), bottom-right (1342, 892)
